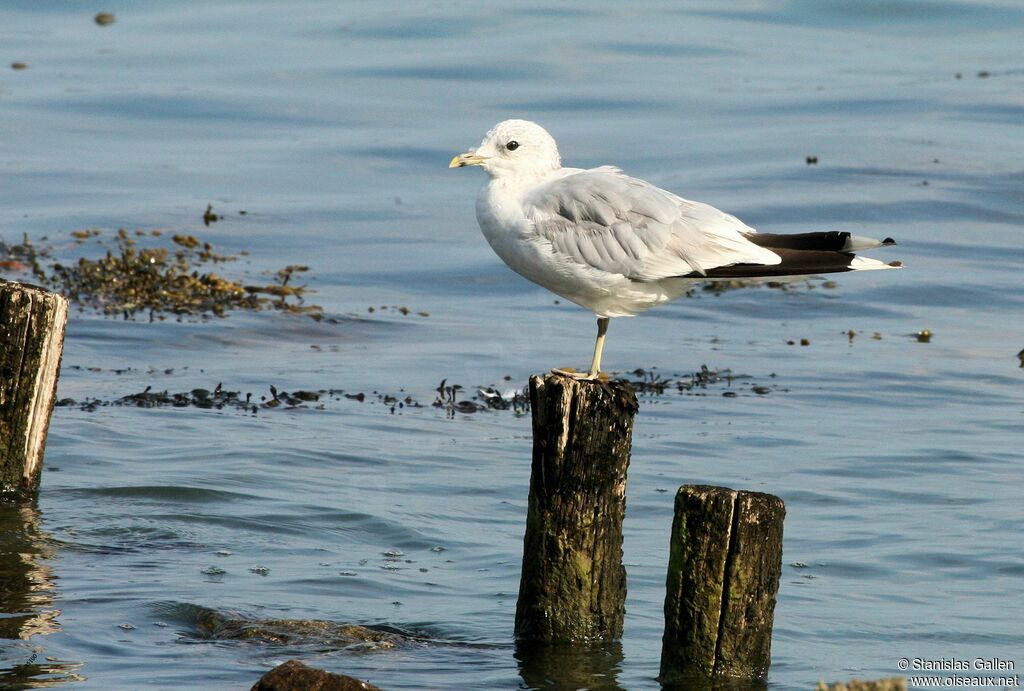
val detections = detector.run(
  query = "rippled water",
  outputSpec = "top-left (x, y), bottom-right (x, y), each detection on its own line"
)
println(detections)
top-left (2, 1), bottom-right (1022, 689)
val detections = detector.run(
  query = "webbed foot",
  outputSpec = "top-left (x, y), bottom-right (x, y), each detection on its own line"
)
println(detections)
top-left (551, 367), bottom-right (605, 381)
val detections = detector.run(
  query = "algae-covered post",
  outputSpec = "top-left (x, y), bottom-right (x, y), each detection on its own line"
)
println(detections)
top-left (660, 484), bottom-right (785, 682)
top-left (515, 373), bottom-right (638, 643)
top-left (1, 281), bottom-right (68, 497)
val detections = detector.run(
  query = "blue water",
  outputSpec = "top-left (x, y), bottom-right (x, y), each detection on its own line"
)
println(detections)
top-left (1, 1), bottom-right (1022, 689)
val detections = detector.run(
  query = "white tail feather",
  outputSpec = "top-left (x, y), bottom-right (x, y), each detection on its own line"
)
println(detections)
top-left (850, 255), bottom-right (902, 271)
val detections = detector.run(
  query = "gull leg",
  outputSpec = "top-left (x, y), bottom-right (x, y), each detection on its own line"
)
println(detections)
top-left (589, 317), bottom-right (609, 377)
top-left (553, 317), bottom-right (610, 381)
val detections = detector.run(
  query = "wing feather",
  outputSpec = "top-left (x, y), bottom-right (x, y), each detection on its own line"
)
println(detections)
top-left (524, 168), bottom-right (780, 280)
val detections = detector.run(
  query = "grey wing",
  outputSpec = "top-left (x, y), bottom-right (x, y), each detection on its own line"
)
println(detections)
top-left (523, 168), bottom-right (781, 279)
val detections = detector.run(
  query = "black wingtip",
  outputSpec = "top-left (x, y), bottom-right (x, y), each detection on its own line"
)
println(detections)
top-left (882, 237), bottom-right (896, 246)
top-left (888, 260), bottom-right (904, 268)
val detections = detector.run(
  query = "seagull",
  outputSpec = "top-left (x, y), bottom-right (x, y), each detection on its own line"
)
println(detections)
top-left (450, 119), bottom-right (901, 380)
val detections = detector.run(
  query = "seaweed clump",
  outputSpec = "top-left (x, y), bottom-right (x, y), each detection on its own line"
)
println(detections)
top-left (55, 382), bottom-right (426, 415)
top-left (433, 379), bottom-right (529, 416)
top-left (56, 383), bottom-right (323, 414)
top-left (623, 365), bottom-right (775, 397)
top-left (2, 229), bottom-right (320, 320)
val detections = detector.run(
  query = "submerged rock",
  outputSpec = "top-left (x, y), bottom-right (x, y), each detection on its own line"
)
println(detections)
top-left (195, 608), bottom-right (401, 650)
top-left (815, 678), bottom-right (906, 691)
top-left (252, 660), bottom-right (381, 691)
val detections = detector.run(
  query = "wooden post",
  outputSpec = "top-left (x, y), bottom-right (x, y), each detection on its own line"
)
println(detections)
top-left (660, 485), bottom-right (785, 682)
top-left (514, 373), bottom-right (638, 643)
top-left (1, 281), bottom-right (68, 497)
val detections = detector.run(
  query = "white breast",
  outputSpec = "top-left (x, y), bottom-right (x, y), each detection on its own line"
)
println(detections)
top-left (475, 179), bottom-right (691, 317)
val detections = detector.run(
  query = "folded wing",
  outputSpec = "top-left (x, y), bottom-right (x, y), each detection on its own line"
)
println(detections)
top-left (523, 167), bottom-right (782, 280)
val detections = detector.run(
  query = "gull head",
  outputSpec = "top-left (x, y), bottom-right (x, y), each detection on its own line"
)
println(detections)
top-left (449, 119), bottom-right (561, 179)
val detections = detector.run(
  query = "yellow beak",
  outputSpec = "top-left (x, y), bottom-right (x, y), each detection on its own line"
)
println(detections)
top-left (449, 151), bottom-right (487, 168)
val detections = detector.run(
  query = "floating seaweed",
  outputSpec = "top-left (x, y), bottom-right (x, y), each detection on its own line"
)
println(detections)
top-left (51, 365), bottom-right (778, 419)
top-left (57, 383), bottom-right (319, 414)
top-left (55, 381), bottom-right (427, 415)
top-left (624, 367), bottom-right (674, 394)
top-left (202, 204), bottom-right (223, 226)
top-left (477, 385), bottom-right (530, 413)
top-left (2, 229), bottom-right (320, 320)
top-left (367, 304), bottom-right (430, 317)
top-left (623, 365), bottom-right (777, 397)
top-left (433, 379), bottom-right (530, 417)
top-left (3, 230), bottom-right (435, 322)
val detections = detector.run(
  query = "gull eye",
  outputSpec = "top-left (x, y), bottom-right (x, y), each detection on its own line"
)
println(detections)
top-left (506, 140), bottom-right (520, 151)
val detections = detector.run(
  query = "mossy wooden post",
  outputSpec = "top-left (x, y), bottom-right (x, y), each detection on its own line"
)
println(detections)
top-left (1, 281), bottom-right (68, 496)
top-left (660, 485), bottom-right (785, 682)
top-left (515, 373), bottom-right (638, 643)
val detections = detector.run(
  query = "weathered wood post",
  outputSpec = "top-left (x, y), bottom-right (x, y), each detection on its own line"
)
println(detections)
top-left (660, 485), bottom-right (785, 682)
top-left (1, 281), bottom-right (68, 496)
top-left (515, 373), bottom-right (638, 643)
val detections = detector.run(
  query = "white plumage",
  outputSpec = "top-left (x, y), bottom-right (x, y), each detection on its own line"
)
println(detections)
top-left (451, 119), bottom-right (900, 379)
